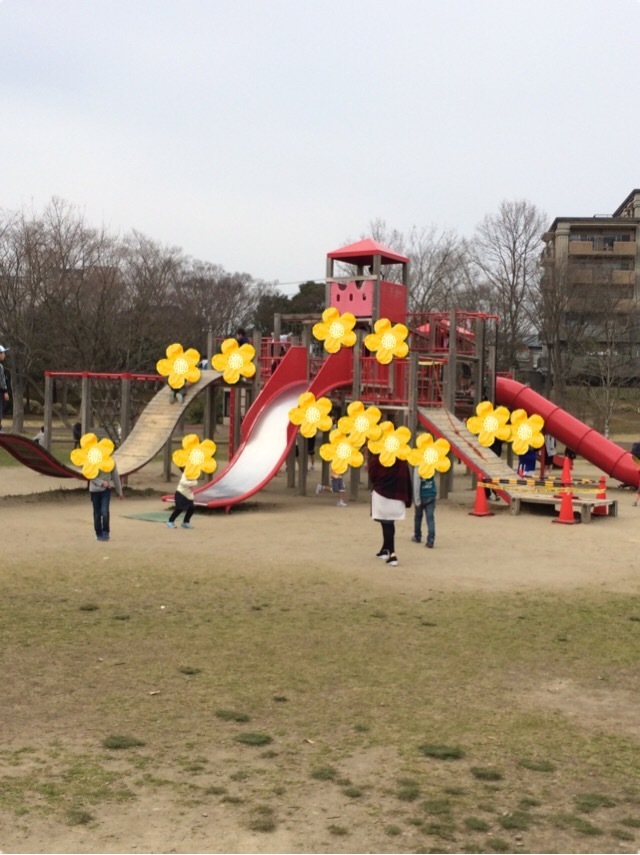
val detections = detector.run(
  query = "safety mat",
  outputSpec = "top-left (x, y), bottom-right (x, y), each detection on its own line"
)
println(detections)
top-left (123, 511), bottom-right (173, 523)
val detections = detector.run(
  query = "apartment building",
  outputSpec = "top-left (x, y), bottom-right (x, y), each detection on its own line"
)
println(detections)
top-left (540, 189), bottom-right (640, 379)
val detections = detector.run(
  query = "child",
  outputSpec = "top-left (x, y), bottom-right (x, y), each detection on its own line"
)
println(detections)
top-left (90, 465), bottom-right (124, 542)
top-left (167, 468), bottom-right (199, 528)
top-left (33, 426), bottom-right (45, 446)
top-left (517, 447), bottom-right (537, 478)
top-left (168, 381), bottom-right (185, 405)
top-left (411, 467), bottom-right (437, 548)
top-left (315, 466), bottom-right (347, 507)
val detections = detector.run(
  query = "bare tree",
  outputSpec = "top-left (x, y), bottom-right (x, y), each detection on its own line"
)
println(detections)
top-left (566, 264), bottom-right (640, 436)
top-left (469, 200), bottom-right (546, 372)
top-left (175, 260), bottom-right (258, 354)
top-left (407, 225), bottom-right (472, 312)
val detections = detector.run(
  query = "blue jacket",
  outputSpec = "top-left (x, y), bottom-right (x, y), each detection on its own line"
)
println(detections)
top-left (412, 466), bottom-right (437, 504)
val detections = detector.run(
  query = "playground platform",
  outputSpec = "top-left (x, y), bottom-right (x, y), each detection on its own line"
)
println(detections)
top-left (508, 491), bottom-right (618, 523)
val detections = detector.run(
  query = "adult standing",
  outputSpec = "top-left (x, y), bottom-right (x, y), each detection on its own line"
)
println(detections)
top-left (0, 345), bottom-right (9, 432)
top-left (90, 464), bottom-right (124, 542)
top-left (368, 453), bottom-right (412, 567)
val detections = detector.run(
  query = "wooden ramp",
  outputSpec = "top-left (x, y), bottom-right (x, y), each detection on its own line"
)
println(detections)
top-left (113, 370), bottom-right (222, 476)
top-left (0, 371), bottom-right (224, 479)
top-left (418, 406), bottom-right (519, 495)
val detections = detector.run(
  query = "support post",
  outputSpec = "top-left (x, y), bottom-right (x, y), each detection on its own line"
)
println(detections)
top-left (232, 386), bottom-right (242, 456)
top-left (43, 373), bottom-right (53, 451)
top-left (473, 316), bottom-right (485, 408)
top-left (204, 384), bottom-right (216, 441)
top-left (207, 328), bottom-right (215, 367)
top-left (163, 433), bottom-right (173, 482)
top-left (407, 349), bottom-right (419, 438)
top-left (298, 432), bottom-right (308, 496)
top-left (120, 374), bottom-right (132, 443)
top-left (487, 343), bottom-right (497, 402)
top-left (80, 374), bottom-right (92, 434)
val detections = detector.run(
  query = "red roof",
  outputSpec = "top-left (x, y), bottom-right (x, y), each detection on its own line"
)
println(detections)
top-left (327, 238), bottom-right (409, 266)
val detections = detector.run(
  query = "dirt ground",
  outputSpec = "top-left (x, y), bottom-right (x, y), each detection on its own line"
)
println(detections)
top-left (1, 458), bottom-right (640, 854)
top-left (3, 457), bottom-right (639, 596)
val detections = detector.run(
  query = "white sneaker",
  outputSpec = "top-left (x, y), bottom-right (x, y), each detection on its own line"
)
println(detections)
top-left (337, 500), bottom-right (348, 507)
top-left (315, 484), bottom-right (323, 496)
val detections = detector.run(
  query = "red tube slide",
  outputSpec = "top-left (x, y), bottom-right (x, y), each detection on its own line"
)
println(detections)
top-left (496, 377), bottom-right (640, 488)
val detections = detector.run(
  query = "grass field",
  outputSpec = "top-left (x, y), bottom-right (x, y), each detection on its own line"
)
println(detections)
top-left (1, 405), bottom-right (640, 852)
top-left (1, 506), bottom-right (639, 853)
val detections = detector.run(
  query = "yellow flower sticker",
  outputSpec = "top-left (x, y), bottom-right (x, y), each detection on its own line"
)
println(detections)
top-left (466, 401), bottom-right (512, 448)
top-left (510, 409), bottom-right (545, 456)
top-left (172, 434), bottom-right (217, 481)
top-left (312, 307), bottom-right (357, 354)
top-left (364, 318), bottom-right (409, 365)
top-left (408, 433), bottom-right (452, 479)
top-left (288, 392), bottom-right (333, 438)
top-left (319, 429), bottom-right (364, 475)
top-left (212, 338), bottom-right (256, 384)
top-left (70, 433), bottom-right (116, 480)
top-left (368, 421), bottom-right (412, 467)
top-left (337, 401), bottom-right (382, 448)
top-left (157, 343), bottom-right (201, 390)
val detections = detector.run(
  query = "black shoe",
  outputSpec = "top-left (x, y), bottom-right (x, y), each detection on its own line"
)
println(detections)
top-left (386, 554), bottom-right (398, 566)
top-left (411, 536), bottom-right (421, 543)
top-left (376, 549), bottom-right (390, 560)
top-left (426, 542), bottom-right (434, 549)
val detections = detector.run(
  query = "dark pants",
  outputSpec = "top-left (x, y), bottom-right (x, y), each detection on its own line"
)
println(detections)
top-left (169, 491), bottom-right (195, 524)
top-left (379, 520), bottom-right (396, 554)
top-left (414, 500), bottom-right (435, 545)
top-left (91, 490), bottom-right (111, 538)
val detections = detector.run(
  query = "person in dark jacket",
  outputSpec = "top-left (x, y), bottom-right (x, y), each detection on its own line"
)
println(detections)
top-left (368, 453), bottom-right (412, 567)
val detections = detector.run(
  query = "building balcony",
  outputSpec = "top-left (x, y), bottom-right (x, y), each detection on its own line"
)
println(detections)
top-left (613, 242), bottom-right (637, 256)
top-left (569, 240), bottom-right (636, 256)
top-left (612, 269), bottom-right (635, 286)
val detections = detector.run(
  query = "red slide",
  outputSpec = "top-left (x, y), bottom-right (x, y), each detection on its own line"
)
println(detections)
top-left (184, 345), bottom-right (353, 509)
top-left (496, 376), bottom-right (640, 488)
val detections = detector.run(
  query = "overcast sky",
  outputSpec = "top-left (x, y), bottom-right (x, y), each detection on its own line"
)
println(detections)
top-left (2, 0), bottom-right (639, 293)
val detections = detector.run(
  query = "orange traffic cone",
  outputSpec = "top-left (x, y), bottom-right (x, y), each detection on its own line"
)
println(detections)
top-left (469, 483), bottom-right (495, 517)
top-left (552, 490), bottom-right (577, 525)
top-left (560, 454), bottom-right (573, 487)
top-left (592, 476), bottom-right (607, 516)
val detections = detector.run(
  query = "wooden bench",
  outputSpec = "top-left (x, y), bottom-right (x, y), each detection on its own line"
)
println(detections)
top-left (509, 493), bottom-right (618, 523)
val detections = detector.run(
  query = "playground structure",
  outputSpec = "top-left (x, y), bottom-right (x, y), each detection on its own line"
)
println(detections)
top-left (1, 237), bottom-right (638, 516)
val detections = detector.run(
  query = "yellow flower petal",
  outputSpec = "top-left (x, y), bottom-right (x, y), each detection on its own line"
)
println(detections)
top-left (364, 319), bottom-right (409, 364)
top-left (70, 432), bottom-right (116, 479)
top-left (212, 339), bottom-right (255, 385)
top-left (172, 434), bottom-right (217, 479)
top-left (467, 402), bottom-right (512, 447)
top-left (338, 401), bottom-right (382, 446)
top-left (368, 421), bottom-right (412, 466)
top-left (509, 409), bottom-right (545, 455)
top-left (313, 308), bottom-right (357, 353)
top-left (408, 433), bottom-right (452, 478)
top-left (157, 342), bottom-right (201, 388)
top-left (319, 429), bottom-right (364, 474)
top-left (289, 393), bottom-right (333, 437)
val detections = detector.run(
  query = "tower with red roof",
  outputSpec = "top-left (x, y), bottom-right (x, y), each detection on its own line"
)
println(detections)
top-left (325, 238), bottom-right (409, 324)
